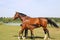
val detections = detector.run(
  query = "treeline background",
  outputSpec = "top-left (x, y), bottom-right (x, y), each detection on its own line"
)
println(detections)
top-left (0, 17), bottom-right (21, 23)
top-left (0, 17), bottom-right (60, 23)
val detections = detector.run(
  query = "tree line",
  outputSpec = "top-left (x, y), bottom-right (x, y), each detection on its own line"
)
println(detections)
top-left (0, 17), bottom-right (60, 23)
top-left (0, 17), bottom-right (21, 23)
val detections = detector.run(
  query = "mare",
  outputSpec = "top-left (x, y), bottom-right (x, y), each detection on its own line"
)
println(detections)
top-left (13, 12), bottom-right (59, 40)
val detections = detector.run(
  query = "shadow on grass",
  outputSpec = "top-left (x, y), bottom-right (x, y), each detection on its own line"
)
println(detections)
top-left (13, 35), bottom-right (43, 39)
top-left (13, 35), bottom-right (55, 39)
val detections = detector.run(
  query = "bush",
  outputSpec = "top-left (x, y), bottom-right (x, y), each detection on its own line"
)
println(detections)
top-left (0, 22), bottom-right (3, 25)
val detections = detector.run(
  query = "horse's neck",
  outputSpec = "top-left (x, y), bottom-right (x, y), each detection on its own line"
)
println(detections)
top-left (19, 16), bottom-right (30, 22)
top-left (26, 16), bottom-right (31, 19)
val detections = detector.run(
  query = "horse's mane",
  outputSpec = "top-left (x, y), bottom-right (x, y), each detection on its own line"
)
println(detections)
top-left (19, 13), bottom-right (27, 16)
top-left (19, 12), bottom-right (27, 17)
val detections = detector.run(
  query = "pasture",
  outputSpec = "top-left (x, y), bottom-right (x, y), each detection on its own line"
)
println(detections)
top-left (0, 24), bottom-right (60, 40)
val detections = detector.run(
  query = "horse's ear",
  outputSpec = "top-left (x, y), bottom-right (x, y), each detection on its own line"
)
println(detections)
top-left (16, 11), bottom-right (18, 14)
top-left (16, 11), bottom-right (17, 13)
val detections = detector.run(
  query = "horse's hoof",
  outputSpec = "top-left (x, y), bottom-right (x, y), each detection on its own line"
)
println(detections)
top-left (18, 37), bottom-right (20, 40)
top-left (44, 38), bottom-right (52, 40)
top-left (31, 37), bottom-right (33, 39)
top-left (22, 36), bottom-right (25, 40)
top-left (48, 38), bottom-right (51, 40)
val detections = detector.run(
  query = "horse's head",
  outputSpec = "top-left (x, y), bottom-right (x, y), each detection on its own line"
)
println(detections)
top-left (13, 12), bottom-right (20, 20)
top-left (13, 11), bottom-right (27, 20)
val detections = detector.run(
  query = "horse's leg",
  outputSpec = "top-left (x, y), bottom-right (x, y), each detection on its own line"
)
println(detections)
top-left (43, 28), bottom-right (51, 40)
top-left (29, 25), bottom-right (35, 40)
top-left (30, 29), bottom-right (34, 39)
top-left (24, 29), bottom-right (28, 38)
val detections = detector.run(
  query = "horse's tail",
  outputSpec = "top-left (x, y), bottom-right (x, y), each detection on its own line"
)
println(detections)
top-left (46, 18), bottom-right (59, 28)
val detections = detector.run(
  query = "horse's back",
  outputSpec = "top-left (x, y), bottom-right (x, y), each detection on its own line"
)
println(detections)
top-left (28, 18), bottom-right (40, 24)
top-left (23, 17), bottom-right (47, 25)
top-left (39, 18), bottom-right (48, 27)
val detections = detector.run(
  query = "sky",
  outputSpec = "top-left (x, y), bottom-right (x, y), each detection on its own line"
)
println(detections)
top-left (0, 0), bottom-right (60, 17)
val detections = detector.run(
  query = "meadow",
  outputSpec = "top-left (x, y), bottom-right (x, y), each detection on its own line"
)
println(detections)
top-left (0, 24), bottom-right (60, 40)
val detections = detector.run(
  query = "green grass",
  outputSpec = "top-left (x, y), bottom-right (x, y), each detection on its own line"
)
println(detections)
top-left (0, 24), bottom-right (60, 40)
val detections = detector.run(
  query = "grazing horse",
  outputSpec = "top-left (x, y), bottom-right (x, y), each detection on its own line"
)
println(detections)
top-left (13, 12), bottom-right (59, 40)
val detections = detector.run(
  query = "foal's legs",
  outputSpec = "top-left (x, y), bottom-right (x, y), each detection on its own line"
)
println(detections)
top-left (18, 29), bottom-right (24, 40)
top-left (18, 27), bottom-right (26, 40)
top-left (20, 24), bottom-right (28, 38)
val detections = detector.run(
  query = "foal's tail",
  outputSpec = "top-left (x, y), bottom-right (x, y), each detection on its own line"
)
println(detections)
top-left (46, 18), bottom-right (59, 28)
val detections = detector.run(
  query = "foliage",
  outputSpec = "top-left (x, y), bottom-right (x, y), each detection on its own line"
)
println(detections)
top-left (51, 18), bottom-right (60, 22)
top-left (0, 17), bottom-right (60, 23)
top-left (0, 17), bottom-right (21, 23)
top-left (0, 22), bottom-right (3, 25)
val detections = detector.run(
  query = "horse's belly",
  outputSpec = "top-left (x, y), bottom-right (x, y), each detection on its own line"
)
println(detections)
top-left (31, 24), bottom-right (41, 28)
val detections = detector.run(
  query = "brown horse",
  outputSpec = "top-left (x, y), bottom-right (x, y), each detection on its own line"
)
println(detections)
top-left (13, 12), bottom-right (59, 40)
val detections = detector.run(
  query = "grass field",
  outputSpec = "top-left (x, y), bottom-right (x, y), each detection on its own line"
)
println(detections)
top-left (0, 24), bottom-right (60, 40)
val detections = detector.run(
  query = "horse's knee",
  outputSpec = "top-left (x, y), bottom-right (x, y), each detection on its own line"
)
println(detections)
top-left (19, 29), bottom-right (23, 34)
top-left (43, 28), bottom-right (50, 38)
top-left (43, 29), bottom-right (49, 34)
